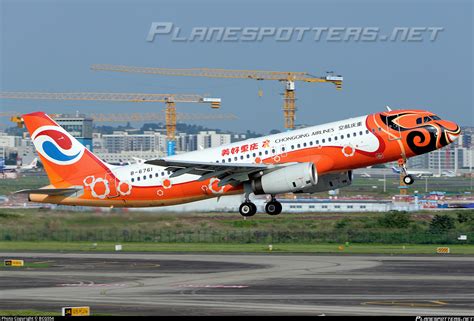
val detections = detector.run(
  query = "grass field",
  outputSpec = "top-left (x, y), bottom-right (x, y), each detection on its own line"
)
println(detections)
top-left (0, 310), bottom-right (60, 316)
top-left (1, 241), bottom-right (473, 255)
top-left (0, 208), bottom-right (473, 246)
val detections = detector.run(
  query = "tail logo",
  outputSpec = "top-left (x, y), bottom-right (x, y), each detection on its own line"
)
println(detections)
top-left (31, 125), bottom-right (85, 165)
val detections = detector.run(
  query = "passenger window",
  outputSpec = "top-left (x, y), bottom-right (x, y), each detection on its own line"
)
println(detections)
top-left (131, 178), bottom-right (135, 182)
top-left (322, 139), bottom-right (325, 143)
top-left (328, 137), bottom-right (331, 142)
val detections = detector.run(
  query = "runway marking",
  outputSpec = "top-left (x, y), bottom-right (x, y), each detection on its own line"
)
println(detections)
top-left (176, 284), bottom-right (249, 289)
top-left (362, 300), bottom-right (449, 308)
top-left (58, 282), bottom-right (127, 287)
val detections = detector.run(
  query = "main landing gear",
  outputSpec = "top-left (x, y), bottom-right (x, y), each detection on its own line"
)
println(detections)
top-left (238, 194), bottom-right (282, 217)
top-left (265, 196), bottom-right (282, 216)
top-left (398, 158), bottom-right (414, 185)
top-left (239, 201), bottom-right (257, 217)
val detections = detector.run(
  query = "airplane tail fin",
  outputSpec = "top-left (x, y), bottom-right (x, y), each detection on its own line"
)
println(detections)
top-left (30, 157), bottom-right (38, 168)
top-left (22, 112), bottom-right (110, 187)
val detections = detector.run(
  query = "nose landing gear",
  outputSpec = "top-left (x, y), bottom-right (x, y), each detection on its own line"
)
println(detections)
top-left (398, 158), bottom-right (414, 186)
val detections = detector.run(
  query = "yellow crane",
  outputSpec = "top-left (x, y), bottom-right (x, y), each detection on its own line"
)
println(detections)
top-left (2, 111), bottom-right (237, 125)
top-left (91, 64), bottom-right (343, 129)
top-left (0, 92), bottom-right (222, 155)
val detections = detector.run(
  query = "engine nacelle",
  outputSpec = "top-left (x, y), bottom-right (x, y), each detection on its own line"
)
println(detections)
top-left (299, 170), bottom-right (352, 194)
top-left (251, 162), bottom-right (317, 195)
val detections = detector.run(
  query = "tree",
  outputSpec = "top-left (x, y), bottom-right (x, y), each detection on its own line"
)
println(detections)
top-left (377, 211), bottom-right (411, 228)
top-left (429, 215), bottom-right (455, 233)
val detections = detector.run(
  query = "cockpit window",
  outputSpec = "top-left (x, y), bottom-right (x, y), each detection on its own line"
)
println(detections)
top-left (423, 116), bottom-right (432, 123)
top-left (417, 115), bottom-right (438, 125)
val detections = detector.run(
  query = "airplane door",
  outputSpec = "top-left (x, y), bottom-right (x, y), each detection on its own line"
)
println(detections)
top-left (105, 173), bottom-right (120, 198)
top-left (274, 144), bottom-right (287, 163)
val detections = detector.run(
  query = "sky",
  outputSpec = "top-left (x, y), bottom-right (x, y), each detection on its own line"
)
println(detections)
top-left (0, 0), bottom-right (472, 133)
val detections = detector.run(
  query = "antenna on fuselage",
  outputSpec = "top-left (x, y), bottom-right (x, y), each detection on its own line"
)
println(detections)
top-left (385, 105), bottom-right (392, 112)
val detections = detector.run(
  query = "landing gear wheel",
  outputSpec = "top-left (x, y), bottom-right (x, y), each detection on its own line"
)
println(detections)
top-left (239, 202), bottom-right (257, 217)
top-left (265, 201), bottom-right (282, 216)
top-left (403, 174), bottom-right (415, 185)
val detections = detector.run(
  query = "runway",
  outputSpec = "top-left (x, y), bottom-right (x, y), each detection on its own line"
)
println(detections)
top-left (1, 252), bottom-right (473, 315)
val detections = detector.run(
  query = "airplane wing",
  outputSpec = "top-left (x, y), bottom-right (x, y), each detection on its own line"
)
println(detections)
top-left (145, 159), bottom-right (289, 187)
top-left (14, 187), bottom-right (82, 196)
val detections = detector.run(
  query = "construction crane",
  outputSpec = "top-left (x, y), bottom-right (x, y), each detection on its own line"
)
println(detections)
top-left (2, 111), bottom-right (237, 125)
top-left (91, 64), bottom-right (343, 129)
top-left (0, 92), bottom-right (222, 155)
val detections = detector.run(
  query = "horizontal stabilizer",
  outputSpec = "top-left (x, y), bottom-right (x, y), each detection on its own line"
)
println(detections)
top-left (14, 187), bottom-right (82, 196)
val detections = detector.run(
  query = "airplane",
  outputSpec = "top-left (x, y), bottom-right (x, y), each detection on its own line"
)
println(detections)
top-left (1, 158), bottom-right (38, 172)
top-left (442, 170), bottom-right (457, 177)
top-left (391, 166), bottom-right (434, 178)
top-left (15, 109), bottom-right (460, 216)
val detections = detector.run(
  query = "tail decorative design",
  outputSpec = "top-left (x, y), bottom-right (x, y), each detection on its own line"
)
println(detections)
top-left (23, 112), bottom-right (109, 186)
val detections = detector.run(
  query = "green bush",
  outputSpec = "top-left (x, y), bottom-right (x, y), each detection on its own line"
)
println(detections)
top-left (335, 219), bottom-right (350, 229)
top-left (457, 212), bottom-right (473, 224)
top-left (377, 211), bottom-right (411, 228)
top-left (429, 214), bottom-right (455, 233)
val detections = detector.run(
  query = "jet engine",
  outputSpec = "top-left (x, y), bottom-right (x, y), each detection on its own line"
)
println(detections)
top-left (298, 171), bottom-right (352, 194)
top-left (251, 162), bottom-right (317, 195)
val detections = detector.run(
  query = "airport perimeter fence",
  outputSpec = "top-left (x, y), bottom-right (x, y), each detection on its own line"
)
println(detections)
top-left (0, 229), bottom-right (473, 244)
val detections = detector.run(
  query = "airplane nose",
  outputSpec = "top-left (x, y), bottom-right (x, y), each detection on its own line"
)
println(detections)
top-left (446, 121), bottom-right (461, 141)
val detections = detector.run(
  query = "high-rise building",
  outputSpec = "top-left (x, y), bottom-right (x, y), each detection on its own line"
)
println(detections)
top-left (196, 131), bottom-right (231, 149)
top-left (102, 131), bottom-right (167, 154)
top-left (55, 114), bottom-right (93, 151)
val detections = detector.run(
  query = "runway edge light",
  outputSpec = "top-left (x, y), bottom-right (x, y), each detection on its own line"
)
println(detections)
top-left (62, 306), bottom-right (90, 316)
